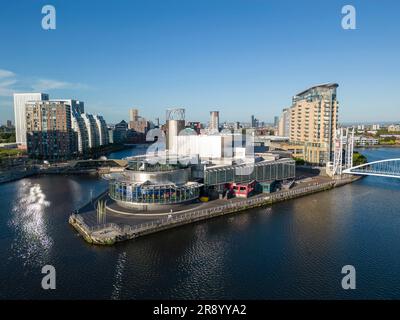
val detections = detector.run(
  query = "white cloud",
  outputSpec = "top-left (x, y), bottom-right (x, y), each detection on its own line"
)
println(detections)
top-left (0, 69), bottom-right (15, 79)
top-left (32, 79), bottom-right (90, 91)
top-left (32, 79), bottom-right (72, 90)
top-left (0, 68), bottom-right (90, 96)
top-left (0, 69), bottom-right (16, 96)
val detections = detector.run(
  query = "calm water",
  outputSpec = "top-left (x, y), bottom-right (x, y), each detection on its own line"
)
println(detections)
top-left (1, 148), bottom-right (400, 299)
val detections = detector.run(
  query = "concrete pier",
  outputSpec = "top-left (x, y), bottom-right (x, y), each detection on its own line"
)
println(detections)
top-left (69, 175), bottom-right (360, 245)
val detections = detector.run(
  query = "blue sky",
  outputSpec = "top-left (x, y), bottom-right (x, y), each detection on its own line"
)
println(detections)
top-left (0, 0), bottom-right (400, 125)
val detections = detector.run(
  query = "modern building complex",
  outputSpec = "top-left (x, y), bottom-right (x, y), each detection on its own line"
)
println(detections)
top-left (13, 92), bottom-right (110, 158)
top-left (109, 156), bottom-right (202, 208)
top-left (277, 83), bottom-right (339, 165)
top-left (107, 108), bottom-right (296, 211)
top-left (204, 158), bottom-right (295, 192)
top-left (25, 100), bottom-right (74, 159)
top-left (13, 93), bottom-right (49, 147)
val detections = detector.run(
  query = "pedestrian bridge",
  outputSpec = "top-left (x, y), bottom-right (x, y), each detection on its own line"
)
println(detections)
top-left (343, 159), bottom-right (400, 178)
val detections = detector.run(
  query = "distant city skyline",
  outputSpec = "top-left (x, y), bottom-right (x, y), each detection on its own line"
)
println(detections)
top-left (1, 0), bottom-right (400, 124)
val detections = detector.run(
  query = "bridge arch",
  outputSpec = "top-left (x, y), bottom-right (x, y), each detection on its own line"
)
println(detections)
top-left (343, 158), bottom-right (400, 178)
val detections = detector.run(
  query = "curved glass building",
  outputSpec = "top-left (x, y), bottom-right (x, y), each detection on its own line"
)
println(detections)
top-left (109, 156), bottom-right (202, 209)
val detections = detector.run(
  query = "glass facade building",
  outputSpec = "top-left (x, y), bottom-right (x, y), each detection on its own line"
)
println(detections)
top-left (204, 159), bottom-right (295, 186)
top-left (109, 181), bottom-right (200, 205)
top-left (108, 157), bottom-right (202, 207)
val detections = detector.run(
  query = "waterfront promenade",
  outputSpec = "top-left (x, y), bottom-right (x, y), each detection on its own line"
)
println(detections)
top-left (69, 175), bottom-right (359, 245)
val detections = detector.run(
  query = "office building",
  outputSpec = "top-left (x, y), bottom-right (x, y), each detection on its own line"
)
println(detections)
top-left (25, 101), bottom-right (73, 159)
top-left (13, 93), bottom-right (49, 146)
top-left (112, 120), bottom-right (129, 143)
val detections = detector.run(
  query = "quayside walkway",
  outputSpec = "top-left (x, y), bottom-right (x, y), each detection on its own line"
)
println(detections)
top-left (69, 175), bottom-right (358, 245)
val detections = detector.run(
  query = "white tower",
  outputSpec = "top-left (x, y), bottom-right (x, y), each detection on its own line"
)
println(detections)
top-left (332, 127), bottom-right (354, 176)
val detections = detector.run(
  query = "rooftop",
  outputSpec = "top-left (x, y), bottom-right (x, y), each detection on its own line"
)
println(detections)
top-left (295, 83), bottom-right (338, 97)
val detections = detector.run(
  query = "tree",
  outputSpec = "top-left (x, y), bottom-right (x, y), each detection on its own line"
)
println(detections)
top-left (353, 152), bottom-right (367, 166)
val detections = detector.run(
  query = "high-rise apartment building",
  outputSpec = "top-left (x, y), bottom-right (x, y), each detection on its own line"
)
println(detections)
top-left (82, 113), bottom-right (100, 148)
top-left (51, 99), bottom-right (84, 114)
top-left (288, 83), bottom-right (339, 165)
top-left (51, 99), bottom-right (87, 153)
top-left (278, 108), bottom-right (290, 137)
top-left (71, 110), bottom-right (89, 153)
top-left (129, 109), bottom-right (139, 122)
top-left (209, 111), bottom-right (220, 132)
top-left (274, 116), bottom-right (279, 128)
top-left (25, 101), bottom-right (73, 159)
top-left (94, 115), bottom-right (109, 146)
top-left (13, 93), bottom-right (49, 146)
top-left (128, 109), bottom-right (149, 134)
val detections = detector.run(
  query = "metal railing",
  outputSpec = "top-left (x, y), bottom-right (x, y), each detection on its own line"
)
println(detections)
top-left (111, 180), bottom-right (339, 236)
top-left (72, 177), bottom-right (355, 240)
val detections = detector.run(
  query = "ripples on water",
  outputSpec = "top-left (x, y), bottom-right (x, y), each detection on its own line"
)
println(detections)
top-left (1, 147), bottom-right (400, 299)
top-left (9, 182), bottom-right (52, 268)
top-left (111, 252), bottom-right (127, 300)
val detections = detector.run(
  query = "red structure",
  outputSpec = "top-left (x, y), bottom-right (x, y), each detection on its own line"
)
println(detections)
top-left (228, 180), bottom-right (256, 198)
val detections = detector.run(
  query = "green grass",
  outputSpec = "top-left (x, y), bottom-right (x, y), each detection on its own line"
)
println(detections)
top-left (0, 148), bottom-right (26, 159)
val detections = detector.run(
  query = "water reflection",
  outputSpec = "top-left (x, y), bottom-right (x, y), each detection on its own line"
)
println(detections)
top-left (9, 181), bottom-right (52, 268)
top-left (111, 251), bottom-right (127, 300)
top-left (1, 147), bottom-right (400, 299)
